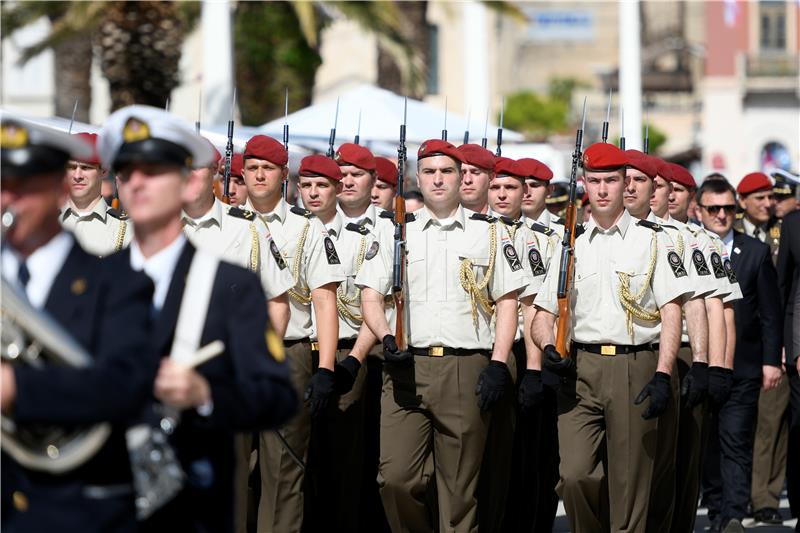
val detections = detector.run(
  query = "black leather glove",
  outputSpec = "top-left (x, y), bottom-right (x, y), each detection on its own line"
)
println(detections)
top-left (634, 371), bottom-right (672, 420)
top-left (707, 366), bottom-right (733, 409)
top-left (680, 362), bottom-right (708, 408)
top-left (382, 334), bottom-right (412, 364)
top-left (542, 344), bottom-right (575, 378)
top-left (304, 368), bottom-right (335, 418)
top-left (518, 369), bottom-right (544, 414)
top-left (475, 361), bottom-right (512, 411)
top-left (334, 355), bottom-right (362, 394)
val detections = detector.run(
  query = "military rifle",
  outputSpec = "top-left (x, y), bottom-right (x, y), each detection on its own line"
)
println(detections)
top-left (442, 97), bottom-right (448, 141)
top-left (554, 98), bottom-right (587, 357)
top-left (195, 90), bottom-right (202, 134)
top-left (221, 89), bottom-right (236, 204)
top-left (392, 98), bottom-right (408, 350)
top-left (643, 106), bottom-right (650, 154)
top-left (602, 89), bottom-right (611, 143)
top-left (481, 108), bottom-right (489, 149)
top-left (68, 99), bottom-right (78, 134)
top-left (354, 109), bottom-right (362, 145)
top-left (495, 97), bottom-right (505, 157)
top-left (282, 88), bottom-right (290, 200)
top-left (463, 106), bottom-right (471, 145)
top-left (326, 97), bottom-right (340, 158)
top-left (619, 106), bottom-right (625, 150)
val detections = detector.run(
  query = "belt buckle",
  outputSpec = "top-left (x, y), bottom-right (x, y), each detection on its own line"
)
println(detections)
top-left (429, 346), bottom-right (444, 357)
top-left (310, 342), bottom-right (320, 352)
top-left (600, 345), bottom-right (616, 356)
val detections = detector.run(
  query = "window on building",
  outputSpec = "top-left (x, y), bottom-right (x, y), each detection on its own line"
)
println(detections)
top-left (759, 0), bottom-right (787, 51)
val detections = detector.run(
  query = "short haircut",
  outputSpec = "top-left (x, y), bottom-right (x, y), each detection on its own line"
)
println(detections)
top-left (703, 172), bottom-right (729, 182)
top-left (417, 156), bottom-right (462, 173)
top-left (403, 189), bottom-right (424, 202)
top-left (696, 178), bottom-right (736, 204)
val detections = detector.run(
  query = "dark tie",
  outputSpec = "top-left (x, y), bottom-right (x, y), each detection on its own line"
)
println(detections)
top-left (753, 227), bottom-right (761, 241)
top-left (17, 262), bottom-right (30, 288)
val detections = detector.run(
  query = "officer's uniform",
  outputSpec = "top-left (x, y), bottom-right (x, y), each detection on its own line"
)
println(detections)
top-left (534, 144), bottom-right (692, 533)
top-left (0, 114), bottom-right (157, 533)
top-left (241, 138), bottom-right (346, 533)
top-left (357, 142), bottom-right (528, 532)
top-left (735, 172), bottom-right (791, 519)
top-left (97, 105), bottom-right (297, 533)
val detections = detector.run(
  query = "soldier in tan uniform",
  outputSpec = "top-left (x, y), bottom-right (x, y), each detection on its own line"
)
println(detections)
top-left (370, 155), bottom-right (398, 212)
top-left (358, 139), bottom-right (528, 533)
top-left (240, 135), bottom-right (345, 533)
top-left (60, 132), bottom-right (131, 256)
top-left (532, 143), bottom-right (691, 533)
top-left (519, 157), bottom-right (565, 238)
top-left (227, 153), bottom-right (249, 207)
top-left (458, 143), bottom-right (493, 214)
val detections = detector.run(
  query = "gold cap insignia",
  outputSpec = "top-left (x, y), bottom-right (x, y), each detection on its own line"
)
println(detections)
top-left (1, 123), bottom-right (29, 149)
top-left (334, 151), bottom-right (342, 161)
top-left (122, 117), bottom-right (150, 143)
top-left (419, 142), bottom-right (427, 154)
top-left (71, 278), bottom-right (87, 295)
top-left (265, 327), bottom-right (285, 362)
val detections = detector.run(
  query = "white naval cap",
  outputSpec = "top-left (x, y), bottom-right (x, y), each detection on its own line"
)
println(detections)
top-left (98, 105), bottom-right (216, 171)
top-left (1, 111), bottom-right (92, 178)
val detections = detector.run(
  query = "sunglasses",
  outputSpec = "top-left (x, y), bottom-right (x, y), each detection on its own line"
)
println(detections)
top-left (699, 204), bottom-right (736, 215)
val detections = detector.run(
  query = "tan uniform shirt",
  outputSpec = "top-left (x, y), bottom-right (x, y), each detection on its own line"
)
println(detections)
top-left (357, 205), bottom-right (528, 350)
top-left (535, 209), bottom-right (566, 239)
top-left (247, 199), bottom-right (346, 341)
top-left (60, 198), bottom-right (131, 257)
top-left (535, 209), bottom-right (693, 345)
top-left (690, 221), bottom-right (744, 304)
top-left (181, 198), bottom-right (294, 300)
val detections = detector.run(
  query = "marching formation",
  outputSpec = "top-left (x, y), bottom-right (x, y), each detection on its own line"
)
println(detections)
top-left (0, 102), bottom-right (797, 533)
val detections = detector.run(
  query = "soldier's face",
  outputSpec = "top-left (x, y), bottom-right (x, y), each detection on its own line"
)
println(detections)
top-left (299, 175), bottom-right (341, 218)
top-left (459, 163), bottom-right (491, 207)
top-left (243, 157), bottom-right (286, 202)
top-left (338, 164), bottom-right (375, 211)
top-left (371, 180), bottom-right (395, 211)
top-left (228, 176), bottom-right (248, 206)
top-left (417, 155), bottom-right (462, 208)
top-left (66, 161), bottom-right (105, 204)
top-left (488, 176), bottom-right (524, 218)
top-left (1, 172), bottom-right (67, 254)
top-left (117, 163), bottom-right (186, 231)
top-left (739, 190), bottom-right (774, 224)
top-left (186, 165), bottom-right (215, 204)
top-left (774, 194), bottom-right (798, 219)
top-left (698, 190), bottom-right (737, 237)
top-left (623, 168), bottom-right (654, 217)
top-left (649, 175), bottom-right (672, 218)
top-left (668, 181), bottom-right (693, 221)
top-left (521, 178), bottom-right (551, 218)
top-left (584, 169), bottom-right (626, 218)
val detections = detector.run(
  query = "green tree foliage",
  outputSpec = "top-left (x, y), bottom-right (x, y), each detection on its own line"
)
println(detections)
top-left (504, 77), bottom-right (590, 140)
top-left (613, 124), bottom-right (668, 154)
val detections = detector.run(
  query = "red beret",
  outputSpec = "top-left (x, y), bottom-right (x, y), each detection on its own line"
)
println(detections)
top-left (335, 143), bottom-right (376, 170)
top-left (516, 158), bottom-right (553, 181)
top-left (71, 132), bottom-right (101, 166)
top-left (653, 158), bottom-right (673, 181)
top-left (244, 135), bottom-right (288, 166)
top-left (230, 153), bottom-right (244, 178)
top-left (666, 163), bottom-right (696, 189)
top-left (417, 139), bottom-right (464, 162)
top-left (737, 172), bottom-right (772, 196)
top-left (494, 157), bottom-right (522, 178)
top-left (582, 143), bottom-right (627, 171)
top-left (299, 154), bottom-right (342, 181)
top-left (457, 143), bottom-right (495, 170)
top-left (624, 149), bottom-right (657, 179)
top-left (374, 156), bottom-right (397, 185)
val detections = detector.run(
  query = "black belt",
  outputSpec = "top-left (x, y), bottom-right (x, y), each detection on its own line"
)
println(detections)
top-left (310, 338), bottom-right (357, 352)
top-left (408, 346), bottom-right (492, 357)
top-left (651, 341), bottom-right (692, 350)
top-left (573, 342), bottom-right (653, 356)
top-left (284, 337), bottom-right (310, 347)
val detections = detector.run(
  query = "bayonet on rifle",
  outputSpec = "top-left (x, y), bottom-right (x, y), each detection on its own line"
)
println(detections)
top-left (481, 108), bottom-right (489, 149)
top-left (602, 89), bottom-right (611, 143)
top-left (327, 97), bottom-right (340, 158)
top-left (463, 106), bottom-right (471, 145)
top-left (221, 89), bottom-right (236, 204)
top-left (68, 99), bottom-right (78, 134)
top-left (495, 97), bottom-right (505, 157)
top-left (354, 109), bottom-right (362, 145)
top-left (442, 97), bottom-right (448, 141)
top-left (619, 106), bottom-right (625, 151)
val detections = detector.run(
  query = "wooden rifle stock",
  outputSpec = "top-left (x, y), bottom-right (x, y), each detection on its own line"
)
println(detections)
top-left (555, 200), bottom-right (577, 356)
top-left (393, 195), bottom-right (406, 350)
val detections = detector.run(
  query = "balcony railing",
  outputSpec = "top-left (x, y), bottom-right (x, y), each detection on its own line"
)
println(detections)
top-left (745, 53), bottom-right (799, 78)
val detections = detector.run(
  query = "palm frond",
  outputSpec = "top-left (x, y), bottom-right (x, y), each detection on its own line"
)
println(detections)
top-left (481, 1), bottom-right (528, 23)
top-left (289, 2), bottom-right (320, 48)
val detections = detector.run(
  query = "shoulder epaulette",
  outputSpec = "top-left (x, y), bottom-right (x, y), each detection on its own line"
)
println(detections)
top-left (227, 206), bottom-right (256, 221)
top-left (405, 212), bottom-right (417, 223)
top-left (379, 210), bottom-right (395, 219)
top-left (470, 213), bottom-right (496, 223)
top-left (552, 216), bottom-right (565, 225)
top-left (575, 224), bottom-right (586, 238)
top-left (499, 215), bottom-right (522, 228)
top-left (345, 222), bottom-right (370, 235)
top-left (637, 219), bottom-right (664, 232)
top-left (528, 222), bottom-right (554, 236)
top-left (106, 208), bottom-right (128, 220)
top-left (290, 206), bottom-right (315, 218)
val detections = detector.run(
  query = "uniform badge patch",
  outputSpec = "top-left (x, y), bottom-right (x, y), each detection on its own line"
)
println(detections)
top-left (691, 249), bottom-right (710, 276)
top-left (503, 243), bottom-right (522, 272)
top-left (324, 237), bottom-right (341, 265)
top-left (723, 259), bottom-right (737, 283)
top-left (528, 246), bottom-right (547, 276)
top-left (270, 240), bottom-right (287, 270)
top-left (365, 241), bottom-right (380, 260)
top-left (667, 250), bottom-right (687, 278)
top-left (710, 252), bottom-right (726, 279)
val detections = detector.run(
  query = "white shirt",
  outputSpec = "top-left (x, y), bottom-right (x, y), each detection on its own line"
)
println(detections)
top-left (129, 234), bottom-right (186, 310)
top-left (1, 231), bottom-right (74, 309)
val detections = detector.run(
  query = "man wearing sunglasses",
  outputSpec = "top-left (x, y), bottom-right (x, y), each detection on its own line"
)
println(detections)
top-left (697, 178), bottom-right (783, 533)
